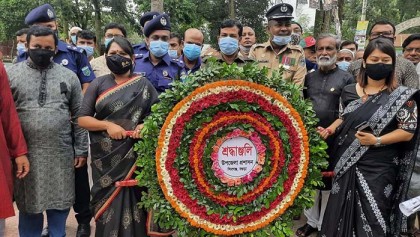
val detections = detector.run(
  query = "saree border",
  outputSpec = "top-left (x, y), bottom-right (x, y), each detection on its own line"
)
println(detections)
top-left (334, 86), bottom-right (416, 179)
top-left (96, 76), bottom-right (142, 106)
top-left (93, 153), bottom-right (138, 221)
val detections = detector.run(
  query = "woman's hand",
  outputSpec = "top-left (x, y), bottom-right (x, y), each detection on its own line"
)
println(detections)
top-left (15, 155), bottom-right (30, 179)
top-left (106, 122), bottom-right (127, 140)
top-left (130, 124), bottom-right (144, 139)
top-left (317, 126), bottom-right (334, 140)
top-left (355, 131), bottom-right (376, 145)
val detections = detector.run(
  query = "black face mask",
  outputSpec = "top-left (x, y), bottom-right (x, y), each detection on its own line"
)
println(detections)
top-left (28, 48), bottom-right (55, 68)
top-left (106, 54), bottom-right (132, 75)
top-left (365, 63), bottom-right (393, 80)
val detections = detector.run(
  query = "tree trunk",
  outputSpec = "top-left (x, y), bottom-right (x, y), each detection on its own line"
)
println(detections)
top-left (92, 0), bottom-right (102, 53)
top-left (313, 0), bottom-right (332, 37)
top-left (151, 0), bottom-right (164, 13)
top-left (228, 0), bottom-right (235, 19)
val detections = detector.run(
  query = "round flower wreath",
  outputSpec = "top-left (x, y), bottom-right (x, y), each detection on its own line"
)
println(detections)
top-left (135, 61), bottom-right (328, 236)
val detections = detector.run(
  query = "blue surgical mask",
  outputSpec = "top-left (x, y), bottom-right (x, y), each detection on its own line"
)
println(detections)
top-left (149, 40), bottom-right (169, 58)
top-left (219, 37), bottom-right (239, 56)
top-left (337, 61), bottom-right (351, 71)
top-left (78, 45), bottom-right (94, 58)
top-left (104, 37), bottom-right (113, 49)
top-left (272, 35), bottom-right (291, 46)
top-left (17, 43), bottom-right (26, 55)
top-left (183, 43), bottom-right (201, 61)
top-left (71, 35), bottom-right (77, 45)
top-left (168, 49), bottom-right (178, 59)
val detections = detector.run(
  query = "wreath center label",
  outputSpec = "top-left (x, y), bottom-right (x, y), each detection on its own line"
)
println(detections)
top-left (217, 137), bottom-right (257, 178)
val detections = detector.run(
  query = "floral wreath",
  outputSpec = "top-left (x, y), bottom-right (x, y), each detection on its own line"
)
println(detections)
top-left (211, 129), bottom-right (265, 186)
top-left (135, 61), bottom-right (328, 236)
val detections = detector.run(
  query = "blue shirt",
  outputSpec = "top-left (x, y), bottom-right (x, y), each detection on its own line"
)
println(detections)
top-left (134, 52), bottom-right (185, 93)
top-left (133, 42), bottom-right (148, 57)
top-left (179, 55), bottom-right (201, 74)
top-left (17, 41), bottom-right (95, 85)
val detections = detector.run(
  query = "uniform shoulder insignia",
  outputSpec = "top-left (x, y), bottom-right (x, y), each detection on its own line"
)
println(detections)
top-left (289, 44), bottom-right (304, 53)
top-left (81, 66), bottom-right (91, 76)
top-left (134, 54), bottom-right (144, 59)
top-left (254, 43), bottom-right (266, 48)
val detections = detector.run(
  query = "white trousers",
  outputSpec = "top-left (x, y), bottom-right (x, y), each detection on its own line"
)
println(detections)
top-left (304, 190), bottom-right (330, 230)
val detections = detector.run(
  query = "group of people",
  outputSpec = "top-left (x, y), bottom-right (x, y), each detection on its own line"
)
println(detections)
top-left (1, 1), bottom-right (420, 237)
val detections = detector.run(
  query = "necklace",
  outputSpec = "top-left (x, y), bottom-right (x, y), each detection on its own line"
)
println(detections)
top-left (361, 84), bottom-right (386, 102)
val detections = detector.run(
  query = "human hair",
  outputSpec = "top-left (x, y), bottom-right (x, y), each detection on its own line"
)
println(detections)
top-left (340, 40), bottom-right (358, 50)
top-left (105, 36), bottom-right (134, 57)
top-left (170, 32), bottom-right (182, 44)
top-left (358, 38), bottom-right (397, 91)
top-left (26, 26), bottom-right (58, 46)
top-left (15, 28), bottom-right (29, 37)
top-left (315, 33), bottom-right (340, 50)
top-left (104, 23), bottom-right (127, 37)
top-left (218, 19), bottom-right (243, 37)
top-left (402, 33), bottom-right (420, 50)
top-left (368, 20), bottom-right (396, 35)
top-left (77, 30), bottom-right (96, 44)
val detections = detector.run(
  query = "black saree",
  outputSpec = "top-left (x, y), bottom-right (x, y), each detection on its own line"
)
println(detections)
top-left (320, 86), bottom-right (420, 237)
top-left (88, 75), bottom-right (159, 237)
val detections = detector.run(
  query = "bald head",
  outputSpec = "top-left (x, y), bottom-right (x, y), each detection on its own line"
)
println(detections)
top-left (184, 28), bottom-right (204, 46)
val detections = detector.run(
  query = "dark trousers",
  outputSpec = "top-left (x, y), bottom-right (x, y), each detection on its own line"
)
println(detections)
top-left (74, 164), bottom-right (92, 224)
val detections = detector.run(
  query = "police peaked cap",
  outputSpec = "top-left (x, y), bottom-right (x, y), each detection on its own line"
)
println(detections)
top-left (266, 3), bottom-right (294, 21)
top-left (25, 4), bottom-right (57, 25)
top-left (140, 11), bottom-right (160, 28)
top-left (143, 14), bottom-right (171, 37)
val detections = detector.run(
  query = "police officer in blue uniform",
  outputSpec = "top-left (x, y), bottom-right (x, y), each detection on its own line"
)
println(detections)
top-left (22, 4), bottom-right (94, 237)
top-left (134, 14), bottom-right (186, 93)
top-left (132, 11), bottom-right (160, 56)
top-left (20, 4), bottom-right (95, 93)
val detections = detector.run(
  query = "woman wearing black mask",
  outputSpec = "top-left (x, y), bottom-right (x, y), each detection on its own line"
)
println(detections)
top-left (316, 38), bottom-right (420, 236)
top-left (78, 37), bottom-right (165, 236)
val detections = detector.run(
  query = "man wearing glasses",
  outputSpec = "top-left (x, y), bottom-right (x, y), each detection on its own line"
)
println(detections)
top-left (347, 20), bottom-right (419, 89)
top-left (90, 23), bottom-right (127, 77)
top-left (402, 34), bottom-right (420, 79)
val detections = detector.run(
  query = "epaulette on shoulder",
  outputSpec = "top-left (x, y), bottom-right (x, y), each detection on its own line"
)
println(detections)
top-left (67, 45), bottom-right (84, 54)
top-left (134, 53), bottom-right (144, 59)
top-left (171, 58), bottom-right (184, 67)
top-left (289, 44), bottom-right (304, 53)
top-left (254, 43), bottom-right (266, 48)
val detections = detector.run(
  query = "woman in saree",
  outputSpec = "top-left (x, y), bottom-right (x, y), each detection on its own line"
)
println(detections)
top-left (78, 37), bottom-right (163, 236)
top-left (318, 38), bottom-right (420, 236)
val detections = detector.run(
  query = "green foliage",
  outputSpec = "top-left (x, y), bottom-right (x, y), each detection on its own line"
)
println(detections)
top-left (135, 62), bottom-right (328, 236)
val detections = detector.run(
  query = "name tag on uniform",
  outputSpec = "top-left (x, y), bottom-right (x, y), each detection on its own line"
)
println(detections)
top-left (258, 60), bottom-right (269, 63)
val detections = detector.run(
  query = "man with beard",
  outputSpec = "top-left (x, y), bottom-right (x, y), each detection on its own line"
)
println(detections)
top-left (296, 33), bottom-right (355, 237)
top-left (7, 26), bottom-right (88, 237)
top-left (239, 26), bottom-right (257, 58)
top-left (347, 20), bottom-right (418, 89)
top-left (249, 3), bottom-right (306, 84)
top-left (134, 13), bottom-right (185, 93)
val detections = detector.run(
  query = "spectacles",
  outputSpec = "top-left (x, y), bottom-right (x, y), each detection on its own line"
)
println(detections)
top-left (105, 33), bottom-right (124, 38)
top-left (370, 31), bottom-right (394, 38)
top-left (404, 48), bottom-right (420, 53)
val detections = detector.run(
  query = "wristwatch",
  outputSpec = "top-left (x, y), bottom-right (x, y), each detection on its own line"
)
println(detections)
top-left (374, 136), bottom-right (382, 147)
